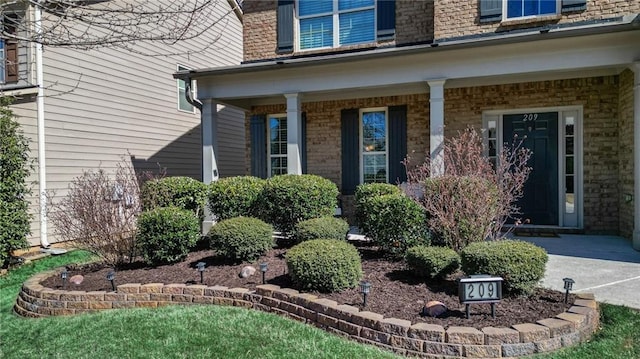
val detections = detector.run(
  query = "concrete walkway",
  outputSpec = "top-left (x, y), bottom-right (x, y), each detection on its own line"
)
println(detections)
top-left (521, 234), bottom-right (640, 309)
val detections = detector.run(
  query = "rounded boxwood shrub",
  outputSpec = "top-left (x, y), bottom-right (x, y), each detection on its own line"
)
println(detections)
top-left (286, 239), bottom-right (362, 293)
top-left (460, 240), bottom-right (548, 295)
top-left (141, 176), bottom-right (207, 217)
top-left (405, 245), bottom-right (460, 279)
top-left (355, 183), bottom-right (401, 233)
top-left (364, 193), bottom-right (429, 258)
top-left (137, 207), bottom-right (200, 265)
top-left (293, 216), bottom-right (349, 243)
top-left (209, 217), bottom-right (274, 262)
top-left (208, 176), bottom-right (265, 220)
top-left (259, 174), bottom-right (338, 234)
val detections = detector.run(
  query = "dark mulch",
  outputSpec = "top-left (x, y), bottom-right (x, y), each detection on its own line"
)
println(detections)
top-left (41, 244), bottom-right (573, 329)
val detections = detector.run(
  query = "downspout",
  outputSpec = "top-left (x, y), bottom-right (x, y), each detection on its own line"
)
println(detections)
top-left (34, 3), bottom-right (49, 248)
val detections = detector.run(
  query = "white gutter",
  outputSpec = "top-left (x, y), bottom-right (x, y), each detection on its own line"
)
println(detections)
top-left (34, 3), bottom-right (49, 248)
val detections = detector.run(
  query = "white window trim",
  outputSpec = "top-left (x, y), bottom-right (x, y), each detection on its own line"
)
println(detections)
top-left (502, 0), bottom-right (560, 21)
top-left (267, 113), bottom-right (288, 178)
top-left (359, 107), bottom-right (389, 184)
top-left (482, 106), bottom-right (583, 228)
top-left (176, 64), bottom-right (195, 113)
top-left (295, 0), bottom-right (377, 52)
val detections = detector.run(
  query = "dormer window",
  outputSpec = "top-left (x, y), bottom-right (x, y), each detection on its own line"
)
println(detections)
top-left (297, 0), bottom-right (375, 50)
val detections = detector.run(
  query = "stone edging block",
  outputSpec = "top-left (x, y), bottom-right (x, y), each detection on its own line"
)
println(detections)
top-left (13, 267), bottom-right (600, 358)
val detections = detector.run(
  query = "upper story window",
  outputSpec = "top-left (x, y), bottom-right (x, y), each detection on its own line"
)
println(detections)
top-left (297, 0), bottom-right (375, 50)
top-left (479, 0), bottom-right (586, 23)
top-left (176, 64), bottom-right (195, 113)
top-left (1, 14), bottom-right (19, 84)
top-left (506, 0), bottom-right (557, 19)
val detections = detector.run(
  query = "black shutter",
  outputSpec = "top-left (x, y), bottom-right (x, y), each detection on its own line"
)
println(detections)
top-left (479, 0), bottom-right (502, 23)
top-left (388, 105), bottom-right (407, 185)
top-left (301, 112), bottom-right (307, 174)
top-left (341, 109), bottom-right (360, 195)
top-left (250, 115), bottom-right (268, 179)
top-left (376, 0), bottom-right (395, 40)
top-left (561, 0), bottom-right (587, 13)
top-left (276, 0), bottom-right (294, 53)
top-left (4, 14), bottom-right (18, 83)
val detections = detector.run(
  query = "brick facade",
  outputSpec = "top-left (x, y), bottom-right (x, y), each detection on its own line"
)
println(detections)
top-left (618, 69), bottom-right (635, 239)
top-left (434, 0), bottom-right (640, 40)
top-left (248, 75), bottom-right (626, 234)
top-left (242, 1), bottom-right (435, 62)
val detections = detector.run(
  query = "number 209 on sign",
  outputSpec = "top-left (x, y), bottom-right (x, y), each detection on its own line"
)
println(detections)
top-left (458, 276), bottom-right (503, 304)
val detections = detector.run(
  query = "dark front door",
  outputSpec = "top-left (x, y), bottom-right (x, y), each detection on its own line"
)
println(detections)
top-left (503, 112), bottom-right (559, 225)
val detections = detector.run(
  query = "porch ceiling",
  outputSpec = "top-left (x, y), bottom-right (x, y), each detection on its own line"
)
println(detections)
top-left (191, 17), bottom-right (640, 110)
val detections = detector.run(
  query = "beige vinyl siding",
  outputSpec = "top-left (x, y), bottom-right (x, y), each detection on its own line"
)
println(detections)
top-left (17, 2), bottom-right (244, 246)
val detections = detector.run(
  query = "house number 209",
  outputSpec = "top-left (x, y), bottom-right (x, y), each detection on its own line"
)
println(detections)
top-left (523, 113), bottom-right (538, 121)
top-left (467, 282), bottom-right (496, 299)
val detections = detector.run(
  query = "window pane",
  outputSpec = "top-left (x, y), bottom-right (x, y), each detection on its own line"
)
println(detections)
top-left (363, 154), bottom-right (387, 183)
top-left (339, 0), bottom-right (374, 11)
top-left (339, 9), bottom-right (375, 45)
top-left (565, 117), bottom-right (574, 136)
top-left (489, 139), bottom-right (497, 157)
top-left (539, 0), bottom-right (556, 14)
top-left (507, 0), bottom-right (523, 18)
top-left (566, 137), bottom-right (574, 155)
top-left (566, 156), bottom-right (574, 175)
top-left (300, 16), bottom-right (333, 49)
top-left (523, 0), bottom-right (538, 16)
top-left (362, 111), bottom-right (386, 152)
top-left (178, 87), bottom-right (192, 112)
top-left (299, 0), bottom-right (332, 16)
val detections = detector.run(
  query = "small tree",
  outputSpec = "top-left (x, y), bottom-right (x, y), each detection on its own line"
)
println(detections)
top-left (49, 157), bottom-right (142, 267)
top-left (405, 127), bottom-right (532, 248)
top-left (0, 99), bottom-right (31, 268)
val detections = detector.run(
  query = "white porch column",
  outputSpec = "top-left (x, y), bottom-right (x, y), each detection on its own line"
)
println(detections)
top-left (632, 62), bottom-right (640, 251)
top-left (285, 93), bottom-right (303, 175)
top-left (201, 98), bottom-right (219, 235)
top-left (428, 79), bottom-right (447, 176)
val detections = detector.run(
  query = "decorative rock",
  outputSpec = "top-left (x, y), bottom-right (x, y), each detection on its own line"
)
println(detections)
top-left (69, 275), bottom-right (84, 285)
top-left (423, 300), bottom-right (447, 317)
top-left (239, 266), bottom-right (256, 278)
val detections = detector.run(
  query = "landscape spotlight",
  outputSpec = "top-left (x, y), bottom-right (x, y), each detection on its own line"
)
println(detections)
top-left (359, 281), bottom-right (371, 308)
top-left (259, 263), bottom-right (268, 284)
top-left (61, 269), bottom-right (68, 290)
top-left (196, 262), bottom-right (206, 284)
top-left (106, 271), bottom-right (116, 291)
top-left (563, 277), bottom-right (575, 304)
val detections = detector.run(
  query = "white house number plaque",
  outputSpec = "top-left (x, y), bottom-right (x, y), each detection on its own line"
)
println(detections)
top-left (458, 275), bottom-right (503, 319)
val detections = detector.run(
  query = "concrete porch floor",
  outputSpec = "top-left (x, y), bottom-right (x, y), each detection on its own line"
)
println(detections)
top-left (519, 234), bottom-right (640, 309)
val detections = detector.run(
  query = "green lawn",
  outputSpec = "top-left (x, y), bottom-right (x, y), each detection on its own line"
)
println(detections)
top-left (0, 251), bottom-right (399, 359)
top-left (1, 252), bottom-right (639, 359)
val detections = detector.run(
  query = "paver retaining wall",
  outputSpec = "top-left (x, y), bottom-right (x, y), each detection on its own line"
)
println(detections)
top-left (15, 269), bottom-right (599, 358)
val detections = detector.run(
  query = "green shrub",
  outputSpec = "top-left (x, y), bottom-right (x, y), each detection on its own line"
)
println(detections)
top-left (140, 176), bottom-right (207, 218)
top-left (355, 183), bottom-right (401, 233)
top-left (137, 207), bottom-right (200, 265)
top-left (363, 193), bottom-right (429, 258)
top-left (286, 239), bottom-right (362, 292)
top-left (460, 240), bottom-right (548, 295)
top-left (209, 217), bottom-right (274, 262)
top-left (293, 216), bottom-right (349, 243)
top-left (208, 176), bottom-right (265, 220)
top-left (0, 101), bottom-right (31, 268)
top-left (423, 176), bottom-right (499, 252)
top-left (405, 245), bottom-right (460, 279)
top-left (259, 174), bottom-right (338, 234)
